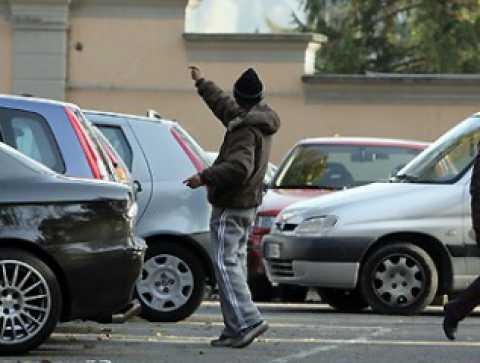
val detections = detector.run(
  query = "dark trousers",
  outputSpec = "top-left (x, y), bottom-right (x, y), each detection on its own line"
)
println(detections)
top-left (447, 275), bottom-right (480, 321)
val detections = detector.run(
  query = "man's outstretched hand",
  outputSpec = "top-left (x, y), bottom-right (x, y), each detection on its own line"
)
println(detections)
top-left (189, 66), bottom-right (202, 82)
top-left (183, 174), bottom-right (204, 189)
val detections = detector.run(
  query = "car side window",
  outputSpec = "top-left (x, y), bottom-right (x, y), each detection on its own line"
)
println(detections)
top-left (97, 125), bottom-right (133, 170)
top-left (0, 107), bottom-right (65, 173)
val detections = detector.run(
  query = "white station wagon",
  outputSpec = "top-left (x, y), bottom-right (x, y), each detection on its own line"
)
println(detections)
top-left (263, 113), bottom-right (480, 315)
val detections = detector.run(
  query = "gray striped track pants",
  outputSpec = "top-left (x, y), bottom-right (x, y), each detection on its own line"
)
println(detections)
top-left (210, 206), bottom-right (263, 337)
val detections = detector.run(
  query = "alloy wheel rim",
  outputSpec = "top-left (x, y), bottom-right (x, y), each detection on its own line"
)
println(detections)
top-left (136, 254), bottom-right (194, 312)
top-left (371, 253), bottom-right (426, 308)
top-left (0, 260), bottom-right (51, 345)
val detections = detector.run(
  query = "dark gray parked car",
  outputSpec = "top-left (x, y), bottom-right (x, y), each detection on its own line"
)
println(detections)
top-left (0, 142), bottom-right (144, 354)
top-left (85, 110), bottom-right (213, 322)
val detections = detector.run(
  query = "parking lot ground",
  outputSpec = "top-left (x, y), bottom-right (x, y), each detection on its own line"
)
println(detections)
top-left (4, 302), bottom-right (480, 363)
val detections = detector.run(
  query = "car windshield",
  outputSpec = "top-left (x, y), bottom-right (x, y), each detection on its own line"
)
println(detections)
top-left (395, 116), bottom-right (480, 183)
top-left (273, 143), bottom-right (421, 189)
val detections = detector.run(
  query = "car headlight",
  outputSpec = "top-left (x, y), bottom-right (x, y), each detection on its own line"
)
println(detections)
top-left (272, 212), bottom-right (305, 234)
top-left (294, 215), bottom-right (338, 237)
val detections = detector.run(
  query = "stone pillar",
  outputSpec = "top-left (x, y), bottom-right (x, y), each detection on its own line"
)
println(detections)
top-left (9, 0), bottom-right (70, 100)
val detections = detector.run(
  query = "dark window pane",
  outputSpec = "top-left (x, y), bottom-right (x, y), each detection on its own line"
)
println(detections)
top-left (97, 126), bottom-right (133, 170)
top-left (0, 107), bottom-right (64, 173)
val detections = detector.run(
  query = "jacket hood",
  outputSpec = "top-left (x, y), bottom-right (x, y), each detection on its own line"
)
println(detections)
top-left (228, 102), bottom-right (280, 135)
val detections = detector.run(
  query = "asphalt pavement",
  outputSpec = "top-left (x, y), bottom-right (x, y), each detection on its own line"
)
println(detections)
top-left (3, 301), bottom-right (480, 363)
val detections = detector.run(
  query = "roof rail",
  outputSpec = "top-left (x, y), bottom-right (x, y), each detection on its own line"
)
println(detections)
top-left (146, 109), bottom-right (162, 120)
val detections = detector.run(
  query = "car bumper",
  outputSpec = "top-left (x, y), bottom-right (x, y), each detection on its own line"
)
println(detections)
top-left (262, 233), bottom-right (372, 289)
top-left (58, 238), bottom-right (146, 321)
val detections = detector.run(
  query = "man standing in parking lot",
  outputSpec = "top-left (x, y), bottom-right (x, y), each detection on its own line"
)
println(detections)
top-left (184, 66), bottom-right (280, 348)
top-left (443, 145), bottom-right (480, 340)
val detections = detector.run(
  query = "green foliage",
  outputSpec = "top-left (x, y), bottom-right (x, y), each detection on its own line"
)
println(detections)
top-left (298, 0), bottom-right (480, 73)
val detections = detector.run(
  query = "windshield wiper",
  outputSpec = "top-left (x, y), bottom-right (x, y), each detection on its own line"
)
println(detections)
top-left (391, 173), bottom-right (419, 182)
top-left (274, 185), bottom-right (343, 190)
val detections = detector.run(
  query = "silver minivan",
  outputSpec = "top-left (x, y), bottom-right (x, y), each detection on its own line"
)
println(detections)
top-left (263, 113), bottom-right (480, 315)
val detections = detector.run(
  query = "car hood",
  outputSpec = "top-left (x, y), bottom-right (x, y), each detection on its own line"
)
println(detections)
top-left (280, 181), bottom-right (464, 224)
top-left (258, 188), bottom-right (334, 215)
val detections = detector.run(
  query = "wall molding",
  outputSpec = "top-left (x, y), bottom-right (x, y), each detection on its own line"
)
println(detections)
top-left (184, 32), bottom-right (324, 45)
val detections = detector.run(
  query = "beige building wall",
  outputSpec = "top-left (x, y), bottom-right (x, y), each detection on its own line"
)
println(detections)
top-left (66, 1), bottom-right (318, 162)
top-left (67, 0), bottom-right (233, 152)
top-left (0, 0), bottom-right (476, 164)
top-left (269, 98), bottom-right (480, 163)
top-left (68, 0), bottom-right (190, 91)
top-left (0, 1), bottom-right (11, 93)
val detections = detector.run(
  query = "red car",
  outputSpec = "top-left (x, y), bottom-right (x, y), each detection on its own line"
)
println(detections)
top-left (248, 137), bottom-right (428, 301)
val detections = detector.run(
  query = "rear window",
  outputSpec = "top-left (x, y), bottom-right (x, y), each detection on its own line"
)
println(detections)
top-left (0, 107), bottom-right (65, 173)
top-left (0, 141), bottom-right (56, 178)
top-left (97, 125), bottom-right (133, 170)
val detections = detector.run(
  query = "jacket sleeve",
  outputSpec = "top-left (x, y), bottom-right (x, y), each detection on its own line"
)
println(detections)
top-left (195, 79), bottom-right (242, 127)
top-left (200, 128), bottom-right (256, 189)
top-left (471, 148), bottom-right (480, 244)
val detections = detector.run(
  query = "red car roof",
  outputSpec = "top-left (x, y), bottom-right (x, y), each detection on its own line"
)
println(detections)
top-left (299, 137), bottom-right (428, 150)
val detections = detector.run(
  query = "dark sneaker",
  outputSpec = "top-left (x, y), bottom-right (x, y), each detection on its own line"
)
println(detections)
top-left (443, 304), bottom-right (458, 341)
top-left (211, 335), bottom-right (235, 347)
top-left (231, 321), bottom-right (269, 349)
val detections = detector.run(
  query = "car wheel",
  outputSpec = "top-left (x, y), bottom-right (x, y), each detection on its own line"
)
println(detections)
top-left (136, 242), bottom-right (206, 322)
top-left (278, 285), bottom-right (308, 303)
top-left (0, 249), bottom-right (62, 355)
top-left (318, 288), bottom-right (368, 312)
top-left (360, 243), bottom-right (438, 315)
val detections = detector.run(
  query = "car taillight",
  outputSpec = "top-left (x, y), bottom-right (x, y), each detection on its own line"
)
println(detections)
top-left (249, 233), bottom-right (265, 248)
top-left (170, 128), bottom-right (205, 172)
top-left (65, 107), bottom-right (105, 180)
top-left (252, 226), bottom-right (271, 235)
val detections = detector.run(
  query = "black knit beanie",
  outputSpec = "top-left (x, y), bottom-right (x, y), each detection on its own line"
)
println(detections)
top-left (233, 68), bottom-right (264, 101)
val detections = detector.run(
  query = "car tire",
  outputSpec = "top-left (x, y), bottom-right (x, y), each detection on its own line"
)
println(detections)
top-left (360, 243), bottom-right (438, 315)
top-left (136, 242), bottom-right (206, 322)
top-left (278, 285), bottom-right (308, 303)
top-left (318, 288), bottom-right (368, 312)
top-left (0, 248), bottom-right (62, 355)
top-left (249, 275), bottom-right (274, 302)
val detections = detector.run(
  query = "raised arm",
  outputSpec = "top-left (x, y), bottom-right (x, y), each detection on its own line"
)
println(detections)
top-left (189, 66), bottom-right (242, 127)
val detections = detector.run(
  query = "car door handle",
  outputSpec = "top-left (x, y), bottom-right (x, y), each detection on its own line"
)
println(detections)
top-left (133, 180), bottom-right (143, 194)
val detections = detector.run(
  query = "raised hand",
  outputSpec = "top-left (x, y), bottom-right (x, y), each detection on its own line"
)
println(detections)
top-left (188, 66), bottom-right (202, 81)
